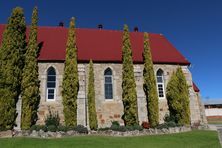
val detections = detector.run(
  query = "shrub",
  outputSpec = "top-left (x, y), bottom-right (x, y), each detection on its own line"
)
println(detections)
top-left (45, 107), bottom-right (60, 127)
top-left (74, 125), bottom-right (88, 134)
top-left (156, 121), bottom-right (177, 129)
top-left (98, 127), bottom-right (110, 131)
top-left (30, 125), bottom-right (38, 131)
top-left (58, 125), bottom-right (68, 132)
top-left (110, 121), bottom-right (121, 131)
top-left (164, 114), bottom-right (176, 123)
top-left (166, 67), bottom-right (190, 125)
top-left (30, 125), bottom-right (43, 131)
top-left (111, 121), bottom-right (120, 126)
top-left (117, 126), bottom-right (127, 132)
top-left (47, 125), bottom-right (57, 132)
top-left (132, 125), bottom-right (143, 131)
top-left (42, 125), bottom-right (48, 132)
top-left (126, 125), bottom-right (143, 131)
top-left (110, 124), bottom-right (120, 131)
top-left (141, 121), bottom-right (150, 129)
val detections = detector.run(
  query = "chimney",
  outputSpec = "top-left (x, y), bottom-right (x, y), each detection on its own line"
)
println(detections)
top-left (59, 21), bottom-right (64, 27)
top-left (98, 24), bottom-right (103, 29)
top-left (134, 27), bottom-right (138, 32)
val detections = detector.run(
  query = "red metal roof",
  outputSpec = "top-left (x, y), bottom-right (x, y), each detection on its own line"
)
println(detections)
top-left (0, 24), bottom-right (190, 65)
top-left (193, 82), bottom-right (200, 92)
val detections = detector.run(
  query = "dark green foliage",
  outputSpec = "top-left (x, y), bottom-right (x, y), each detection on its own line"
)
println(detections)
top-left (98, 127), bottom-right (110, 131)
top-left (111, 121), bottom-right (120, 127)
top-left (74, 125), bottom-right (88, 134)
top-left (126, 125), bottom-right (143, 131)
top-left (121, 25), bottom-right (138, 126)
top-left (62, 17), bottom-right (79, 127)
top-left (110, 121), bottom-right (143, 132)
top-left (30, 125), bottom-right (46, 131)
top-left (47, 125), bottom-right (57, 132)
top-left (156, 121), bottom-right (177, 129)
top-left (166, 67), bottom-right (191, 126)
top-left (110, 125), bottom-right (127, 132)
top-left (45, 107), bottom-right (60, 127)
top-left (21, 7), bottom-right (40, 130)
top-left (57, 125), bottom-right (68, 132)
top-left (143, 33), bottom-right (159, 127)
top-left (87, 60), bottom-right (98, 130)
top-left (0, 7), bottom-right (27, 130)
top-left (164, 114), bottom-right (176, 123)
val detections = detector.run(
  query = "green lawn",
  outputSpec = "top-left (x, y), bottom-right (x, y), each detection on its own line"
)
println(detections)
top-left (0, 130), bottom-right (220, 148)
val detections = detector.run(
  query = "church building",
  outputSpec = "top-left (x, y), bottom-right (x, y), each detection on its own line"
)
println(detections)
top-left (0, 24), bottom-right (207, 128)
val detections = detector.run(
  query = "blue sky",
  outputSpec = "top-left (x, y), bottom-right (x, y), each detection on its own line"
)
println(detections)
top-left (0, 0), bottom-right (221, 99)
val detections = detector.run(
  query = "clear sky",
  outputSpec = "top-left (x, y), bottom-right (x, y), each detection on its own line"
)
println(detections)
top-left (0, 0), bottom-right (221, 99)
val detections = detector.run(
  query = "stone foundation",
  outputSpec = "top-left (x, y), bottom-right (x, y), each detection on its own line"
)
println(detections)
top-left (13, 126), bottom-right (192, 138)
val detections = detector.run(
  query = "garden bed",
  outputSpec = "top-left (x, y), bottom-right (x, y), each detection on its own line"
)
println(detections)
top-left (11, 126), bottom-right (193, 138)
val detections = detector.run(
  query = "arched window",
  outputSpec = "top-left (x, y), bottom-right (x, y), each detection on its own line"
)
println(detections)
top-left (47, 67), bottom-right (56, 101)
top-left (104, 68), bottom-right (113, 99)
top-left (156, 69), bottom-right (165, 98)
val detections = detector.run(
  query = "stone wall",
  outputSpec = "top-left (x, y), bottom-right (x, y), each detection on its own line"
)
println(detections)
top-left (36, 62), bottom-right (206, 127)
top-left (13, 127), bottom-right (192, 138)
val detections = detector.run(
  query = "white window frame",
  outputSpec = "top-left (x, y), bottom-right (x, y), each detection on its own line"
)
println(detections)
top-left (47, 88), bottom-right (56, 101)
top-left (104, 68), bottom-right (113, 100)
top-left (156, 70), bottom-right (165, 99)
top-left (46, 67), bottom-right (56, 102)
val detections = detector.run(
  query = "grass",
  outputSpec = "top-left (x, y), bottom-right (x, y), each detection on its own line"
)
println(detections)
top-left (0, 130), bottom-right (220, 148)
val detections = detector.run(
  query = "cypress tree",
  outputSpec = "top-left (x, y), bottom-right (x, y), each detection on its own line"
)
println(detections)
top-left (166, 67), bottom-right (190, 125)
top-left (143, 33), bottom-right (159, 127)
top-left (0, 7), bottom-right (26, 130)
top-left (87, 60), bottom-right (98, 130)
top-left (21, 7), bottom-right (40, 130)
top-left (121, 25), bottom-right (138, 126)
top-left (62, 17), bottom-right (79, 127)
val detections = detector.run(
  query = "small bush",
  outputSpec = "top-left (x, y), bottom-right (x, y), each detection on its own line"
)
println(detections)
top-left (74, 125), bottom-right (88, 134)
top-left (141, 121), bottom-right (150, 129)
top-left (111, 125), bottom-right (127, 132)
top-left (98, 127), bottom-right (110, 131)
top-left (110, 124), bottom-right (119, 131)
top-left (42, 125), bottom-right (48, 132)
top-left (164, 114), bottom-right (176, 123)
top-left (126, 125), bottom-right (143, 131)
top-left (111, 121), bottom-right (120, 126)
top-left (58, 125), bottom-right (68, 132)
top-left (117, 126), bottom-right (127, 132)
top-left (30, 125), bottom-right (48, 132)
top-left (132, 125), bottom-right (143, 131)
top-left (45, 107), bottom-right (60, 127)
top-left (30, 125), bottom-right (38, 131)
top-left (48, 125), bottom-right (57, 132)
top-left (0, 127), bottom-right (7, 131)
top-left (156, 121), bottom-right (177, 129)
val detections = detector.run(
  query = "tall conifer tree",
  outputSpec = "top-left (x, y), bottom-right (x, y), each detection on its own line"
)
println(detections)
top-left (166, 67), bottom-right (190, 125)
top-left (0, 7), bottom-right (26, 130)
top-left (21, 7), bottom-right (40, 130)
top-left (143, 33), bottom-right (159, 127)
top-left (121, 25), bottom-right (138, 126)
top-left (87, 60), bottom-right (97, 130)
top-left (62, 17), bottom-right (79, 127)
